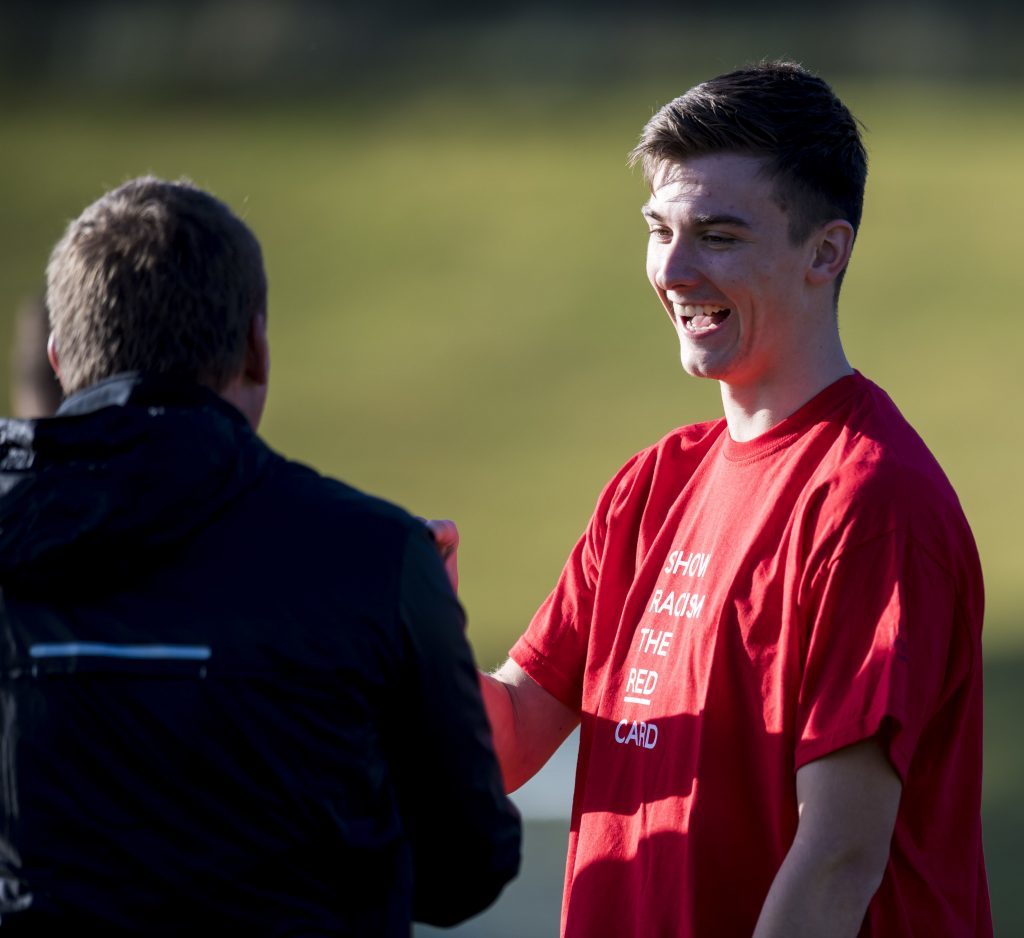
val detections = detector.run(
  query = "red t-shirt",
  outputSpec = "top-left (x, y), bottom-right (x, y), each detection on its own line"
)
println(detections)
top-left (511, 373), bottom-right (990, 937)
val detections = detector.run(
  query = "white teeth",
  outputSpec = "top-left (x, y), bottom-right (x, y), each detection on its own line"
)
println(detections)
top-left (677, 304), bottom-right (728, 318)
top-left (677, 303), bottom-right (730, 334)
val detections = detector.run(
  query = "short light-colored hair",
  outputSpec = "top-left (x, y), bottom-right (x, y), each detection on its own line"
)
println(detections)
top-left (629, 61), bottom-right (868, 245)
top-left (46, 176), bottom-right (267, 395)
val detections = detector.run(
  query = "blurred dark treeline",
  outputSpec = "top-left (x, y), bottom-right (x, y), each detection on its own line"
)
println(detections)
top-left (1, 0), bottom-right (1022, 100)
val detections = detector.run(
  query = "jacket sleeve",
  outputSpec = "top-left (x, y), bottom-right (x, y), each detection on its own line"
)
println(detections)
top-left (392, 526), bottom-right (521, 927)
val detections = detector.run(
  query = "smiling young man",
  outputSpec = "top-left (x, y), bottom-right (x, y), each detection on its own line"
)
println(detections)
top-left (433, 61), bottom-right (991, 936)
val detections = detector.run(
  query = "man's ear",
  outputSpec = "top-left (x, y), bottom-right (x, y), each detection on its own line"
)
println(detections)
top-left (218, 313), bottom-right (271, 430)
top-left (244, 313), bottom-right (270, 385)
top-left (47, 331), bottom-right (62, 380)
top-left (807, 220), bottom-right (855, 287)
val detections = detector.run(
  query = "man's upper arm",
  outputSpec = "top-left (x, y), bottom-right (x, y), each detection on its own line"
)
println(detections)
top-left (753, 738), bottom-right (902, 937)
top-left (795, 737), bottom-right (902, 863)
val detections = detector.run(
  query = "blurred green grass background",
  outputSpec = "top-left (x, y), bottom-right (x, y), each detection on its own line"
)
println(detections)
top-left (2, 83), bottom-right (1021, 663)
top-left (2, 76), bottom-right (1022, 932)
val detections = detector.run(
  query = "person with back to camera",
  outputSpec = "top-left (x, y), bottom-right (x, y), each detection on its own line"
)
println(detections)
top-left (0, 176), bottom-right (520, 936)
top-left (431, 61), bottom-right (990, 936)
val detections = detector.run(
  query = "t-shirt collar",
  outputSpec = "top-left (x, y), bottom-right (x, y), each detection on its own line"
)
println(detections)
top-left (721, 371), bottom-right (865, 463)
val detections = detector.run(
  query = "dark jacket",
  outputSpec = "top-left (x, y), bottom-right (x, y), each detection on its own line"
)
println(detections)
top-left (0, 374), bottom-right (520, 936)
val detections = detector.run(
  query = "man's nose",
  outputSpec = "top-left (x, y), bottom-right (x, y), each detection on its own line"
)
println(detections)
top-left (653, 239), bottom-right (701, 292)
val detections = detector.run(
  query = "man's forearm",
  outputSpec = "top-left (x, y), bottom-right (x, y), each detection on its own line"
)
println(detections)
top-left (754, 738), bottom-right (900, 938)
top-left (752, 831), bottom-right (888, 937)
top-left (478, 661), bottom-right (580, 794)
top-left (478, 670), bottom-right (520, 792)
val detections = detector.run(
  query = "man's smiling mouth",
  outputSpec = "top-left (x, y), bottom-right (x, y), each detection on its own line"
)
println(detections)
top-left (677, 304), bottom-right (731, 334)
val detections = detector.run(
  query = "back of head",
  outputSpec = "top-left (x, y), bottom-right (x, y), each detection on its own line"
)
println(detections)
top-left (46, 177), bottom-right (267, 396)
top-left (629, 60), bottom-right (867, 245)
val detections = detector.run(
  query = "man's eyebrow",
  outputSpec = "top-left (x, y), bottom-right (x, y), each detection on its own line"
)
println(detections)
top-left (640, 205), bottom-right (752, 229)
top-left (693, 212), bottom-right (752, 229)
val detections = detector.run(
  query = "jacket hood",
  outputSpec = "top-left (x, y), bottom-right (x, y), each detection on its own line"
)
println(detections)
top-left (0, 374), bottom-right (273, 593)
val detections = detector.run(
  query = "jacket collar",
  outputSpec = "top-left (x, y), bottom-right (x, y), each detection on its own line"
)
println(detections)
top-left (57, 372), bottom-right (247, 425)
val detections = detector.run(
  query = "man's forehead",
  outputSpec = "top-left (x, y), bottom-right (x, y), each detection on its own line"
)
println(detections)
top-left (650, 153), bottom-right (766, 187)
top-left (644, 153), bottom-right (776, 212)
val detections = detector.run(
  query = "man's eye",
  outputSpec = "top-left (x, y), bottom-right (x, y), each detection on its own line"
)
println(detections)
top-left (647, 227), bottom-right (672, 241)
top-left (702, 233), bottom-right (736, 245)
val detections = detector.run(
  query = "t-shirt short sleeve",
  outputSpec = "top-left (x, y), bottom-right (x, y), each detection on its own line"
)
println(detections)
top-left (509, 453), bottom-right (647, 712)
top-left (510, 530), bottom-right (594, 710)
top-left (794, 523), bottom-right (961, 781)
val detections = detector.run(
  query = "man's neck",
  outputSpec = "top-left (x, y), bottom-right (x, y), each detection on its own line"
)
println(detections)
top-left (720, 348), bottom-right (854, 443)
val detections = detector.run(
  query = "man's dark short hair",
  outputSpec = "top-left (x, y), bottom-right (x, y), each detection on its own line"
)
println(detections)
top-left (46, 176), bottom-right (267, 395)
top-left (629, 61), bottom-right (868, 245)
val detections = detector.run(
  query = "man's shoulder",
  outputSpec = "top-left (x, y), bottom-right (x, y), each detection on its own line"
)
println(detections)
top-left (622, 417), bottom-right (727, 475)
top-left (591, 417), bottom-right (727, 519)
top-left (632, 417), bottom-right (726, 477)
top-left (263, 456), bottom-right (420, 537)
top-left (657, 416), bottom-right (729, 451)
top-left (804, 375), bottom-right (975, 559)
top-left (831, 375), bottom-right (959, 504)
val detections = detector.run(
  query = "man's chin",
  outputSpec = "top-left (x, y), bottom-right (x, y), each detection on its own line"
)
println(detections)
top-left (678, 350), bottom-right (728, 381)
